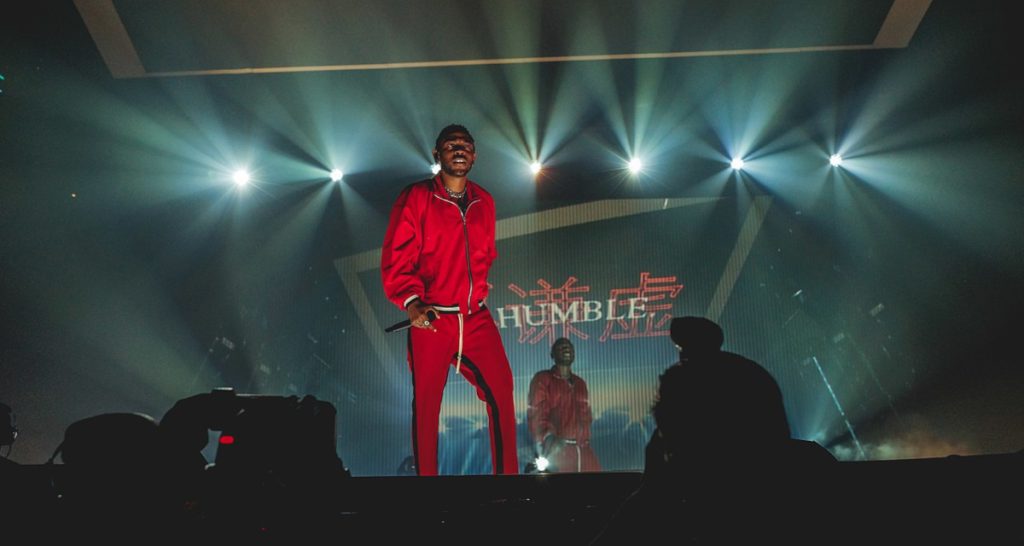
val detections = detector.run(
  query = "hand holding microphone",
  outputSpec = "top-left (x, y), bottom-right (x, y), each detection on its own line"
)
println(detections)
top-left (418, 309), bottom-right (440, 331)
top-left (383, 300), bottom-right (441, 333)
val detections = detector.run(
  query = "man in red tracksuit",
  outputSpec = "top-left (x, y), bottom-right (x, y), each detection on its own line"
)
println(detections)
top-left (381, 124), bottom-right (518, 476)
top-left (527, 337), bottom-right (601, 472)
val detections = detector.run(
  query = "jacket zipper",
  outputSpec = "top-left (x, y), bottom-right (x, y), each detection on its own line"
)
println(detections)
top-left (462, 200), bottom-right (479, 313)
top-left (434, 192), bottom-right (479, 313)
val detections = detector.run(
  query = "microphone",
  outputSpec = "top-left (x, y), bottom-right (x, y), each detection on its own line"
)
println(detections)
top-left (384, 310), bottom-right (439, 333)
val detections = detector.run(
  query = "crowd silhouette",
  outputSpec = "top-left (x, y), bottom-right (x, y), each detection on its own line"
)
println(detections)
top-left (1, 317), bottom-right (1019, 543)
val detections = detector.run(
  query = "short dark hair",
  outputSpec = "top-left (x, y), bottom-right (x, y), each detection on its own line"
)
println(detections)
top-left (435, 124), bottom-right (474, 151)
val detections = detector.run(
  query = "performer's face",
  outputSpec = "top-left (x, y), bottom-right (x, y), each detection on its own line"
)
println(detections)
top-left (552, 338), bottom-right (575, 366)
top-left (435, 132), bottom-right (476, 177)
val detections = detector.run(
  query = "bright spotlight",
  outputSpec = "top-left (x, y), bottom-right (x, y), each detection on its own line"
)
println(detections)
top-left (330, 168), bottom-right (343, 182)
top-left (430, 163), bottom-right (441, 175)
top-left (829, 154), bottom-right (843, 167)
top-left (628, 157), bottom-right (643, 174)
top-left (535, 456), bottom-right (550, 472)
top-left (232, 169), bottom-right (250, 186)
top-left (529, 161), bottom-right (542, 175)
top-left (730, 157), bottom-right (745, 170)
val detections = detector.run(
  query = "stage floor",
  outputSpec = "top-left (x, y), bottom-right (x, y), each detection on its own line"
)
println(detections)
top-left (2, 454), bottom-right (1020, 543)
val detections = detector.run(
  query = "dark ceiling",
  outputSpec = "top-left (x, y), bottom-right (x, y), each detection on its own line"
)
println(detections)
top-left (77, 0), bottom-right (928, 77)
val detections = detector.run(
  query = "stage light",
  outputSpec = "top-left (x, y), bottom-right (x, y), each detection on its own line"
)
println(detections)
top-left (431, 163), bottom-right (441, 175)
top-left (330, 168), bottom-right (343, 182)
top-left (829, 154), bottom-right (843, 167)
top-left (530, 161), bottom-right (542, 176)
top-left (628, 157), bottom-right (643, 174)
top-left (232, 169), bottom-right (250, 187)
top-left (535, 456), bottom-right (550, 472)
top-left (730, 157), bottom-right (745, 170)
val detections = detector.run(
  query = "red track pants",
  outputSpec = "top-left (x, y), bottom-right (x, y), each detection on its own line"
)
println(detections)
top-left (407, 309), bottom-right (519, 475)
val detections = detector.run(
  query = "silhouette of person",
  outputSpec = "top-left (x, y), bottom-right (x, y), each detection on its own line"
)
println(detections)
top-left (381, 124), bottom-right (518, 475)
top-left (527, 337), bottom-right (601, 472)
top-left (0, 402), bottom-right (17, 465)
top-left (590, 316), bottom-right (836, 544)
top-left (49, 412), bottom-right (183, 540)
top-left (0, 402), bottom-right (62, 536)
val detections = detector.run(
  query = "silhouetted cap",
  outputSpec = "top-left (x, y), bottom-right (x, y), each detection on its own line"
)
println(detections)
top-left (435, 124), bottom-right (474, 150)
top-left (670, 316), bottom-right (724, 357)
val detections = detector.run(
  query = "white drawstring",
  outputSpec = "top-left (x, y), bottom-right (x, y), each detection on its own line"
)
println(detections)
top-left (455, 313), bottom-right (464, 374)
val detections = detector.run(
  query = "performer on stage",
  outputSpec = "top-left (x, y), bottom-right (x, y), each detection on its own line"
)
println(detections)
top-left (381, 124), bottom-right (518, 475)
top-left (527, 337), bottom-right (601, 472)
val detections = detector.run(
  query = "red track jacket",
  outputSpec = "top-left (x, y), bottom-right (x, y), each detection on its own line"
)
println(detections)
top-left (527, 367), bottom-right (601, 472)
top-left (381, 176), bottom-right (497, 314)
